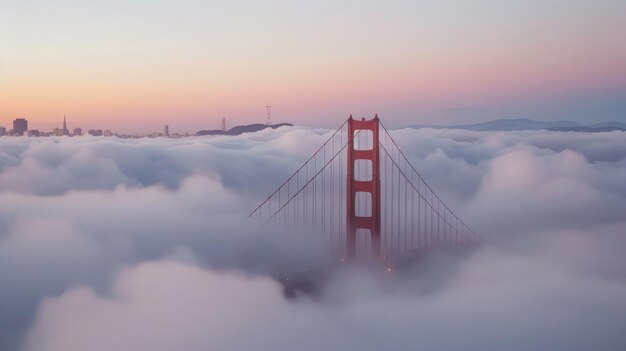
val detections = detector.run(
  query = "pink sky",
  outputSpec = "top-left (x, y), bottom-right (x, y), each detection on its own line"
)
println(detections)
top-left (1, 1), bottom-right (625, 133)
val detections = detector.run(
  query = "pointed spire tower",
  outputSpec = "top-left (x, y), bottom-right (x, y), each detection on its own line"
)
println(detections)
top-left (63, 115), bottom-right (68, 135)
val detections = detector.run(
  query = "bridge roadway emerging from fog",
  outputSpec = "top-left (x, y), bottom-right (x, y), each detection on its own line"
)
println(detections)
top-left (248, 115), bottom-right (480, 262)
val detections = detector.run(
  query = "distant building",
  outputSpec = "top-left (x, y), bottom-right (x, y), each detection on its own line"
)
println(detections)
top-left (62, 115), bottom-right (69, 136)
top-left (0, 126), bottom-right (5, 136)
top-left (163, 124), bottom-right (169, 136)
top-left (27, 130), bottom-right (40, 137)
top-left (13, 118), bottom-right (28, 136)
top-left (73, 127), bottom-right (82, 136)
top-left (103, 129), bottom-right (113, 137)
top-left (87, 129), bottom-right (103, 136)
top-left (53, 128), bottom-right (62, 136)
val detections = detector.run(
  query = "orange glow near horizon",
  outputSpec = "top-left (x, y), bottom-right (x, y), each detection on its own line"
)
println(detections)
top-left (3, 57), bottom-right (622, 133)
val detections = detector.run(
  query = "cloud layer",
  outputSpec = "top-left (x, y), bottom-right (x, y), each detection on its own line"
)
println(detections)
top-left (1, 127), bottom-right (626, 350)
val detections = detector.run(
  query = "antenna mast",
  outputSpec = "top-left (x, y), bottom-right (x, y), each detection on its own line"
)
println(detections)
top-left (265, 102), bottom-right (272, 125)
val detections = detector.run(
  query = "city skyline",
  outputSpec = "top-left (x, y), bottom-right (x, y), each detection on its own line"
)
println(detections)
top-left (0, 112), bottom-right (270, 136)
top-left (1, 1), bottom-right (625, 133)
top-left (0, 114), bottom-right (188, 137)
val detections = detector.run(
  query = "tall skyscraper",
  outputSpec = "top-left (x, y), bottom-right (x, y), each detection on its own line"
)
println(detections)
top-left (163, 124), bottom-right (169, 136)
top-left (62, 115), bottom-right (69, 136)
top-left (13, 118), bottom-right (27, 136)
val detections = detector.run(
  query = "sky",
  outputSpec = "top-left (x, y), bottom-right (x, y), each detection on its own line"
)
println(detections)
top-left (1, 127), bottom-right (626, 350)
top-left (1, 0), bottom-right (625, 133)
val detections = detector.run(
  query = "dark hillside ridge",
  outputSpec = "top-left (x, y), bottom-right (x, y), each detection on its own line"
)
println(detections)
top-left (197, 123), bottom-right (293, 136)
top-left (409, 118), bottom-right (626, 132)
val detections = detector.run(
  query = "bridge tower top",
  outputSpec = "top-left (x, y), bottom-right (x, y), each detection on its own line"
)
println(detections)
top-left (346, 115), bottom-right (381, 259)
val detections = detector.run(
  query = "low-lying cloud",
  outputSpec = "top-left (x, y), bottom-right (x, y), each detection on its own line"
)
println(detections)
top-left (1, 126), bottom-right (625, 350)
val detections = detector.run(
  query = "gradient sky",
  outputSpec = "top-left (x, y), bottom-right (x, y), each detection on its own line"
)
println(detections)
top-left (1, 0), bottom-right (625, 133)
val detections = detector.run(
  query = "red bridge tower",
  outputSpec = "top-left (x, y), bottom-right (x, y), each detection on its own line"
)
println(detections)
top-left (346, 115), bottom-right (381, 259)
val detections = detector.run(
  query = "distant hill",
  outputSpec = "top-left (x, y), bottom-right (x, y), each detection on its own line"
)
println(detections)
top-left (589, 121), bottom-right (626, 129)
top-left (197, 123), bottom-right (293, 136)
top-left (547, 126), bottom-right (626, 132)
top-left (409, 118), bottom-right (626, 132)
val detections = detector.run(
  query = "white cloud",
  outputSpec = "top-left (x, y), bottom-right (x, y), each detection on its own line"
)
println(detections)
top-left (24, 248), bottom-right (626, 351)
top-left (1, 127), bottom-right (625, 350)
